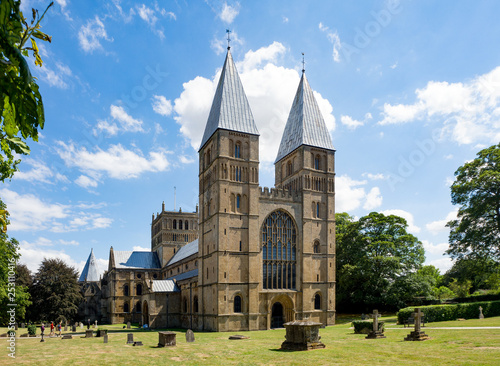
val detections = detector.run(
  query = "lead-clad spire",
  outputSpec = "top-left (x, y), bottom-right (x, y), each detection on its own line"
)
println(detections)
top-left (79, 248), bottom-right (100, 282)
top-left (199, 49), bottom-right (259, 151)
top-left (275, 71), bottom-right (335, 163)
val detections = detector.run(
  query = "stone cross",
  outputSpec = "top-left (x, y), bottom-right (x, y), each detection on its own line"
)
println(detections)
top-left (479, 306), bottom-right (484, 319)
top-left (94, 320), bottom-right (98, 328)
top-left (414, 308), bottom-right (424, 332)
top-left (371, 309), bottom-right (381, 332)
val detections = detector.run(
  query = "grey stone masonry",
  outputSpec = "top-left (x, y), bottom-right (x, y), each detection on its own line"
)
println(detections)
top-left (404, 308), bottom-right (430, 341)
top-left (127, 333), bottom-right (134, 344)
top-left (103, 334), bottom-right (108, 343)
top-left (366, 309), bottom-right (386, 339)
top-left (85, 329), bottom-right (93, 338)
top-left (127, 322), bottom-right (131, 329)
top-left (158, 331), bottom-right (176, 347)
top-left (186, 329), bottom-right (195, 342)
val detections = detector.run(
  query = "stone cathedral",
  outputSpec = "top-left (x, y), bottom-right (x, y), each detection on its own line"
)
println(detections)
top-left (79, 47), bottom-right (336, 331)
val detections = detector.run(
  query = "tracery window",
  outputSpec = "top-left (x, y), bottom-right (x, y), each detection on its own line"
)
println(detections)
top-left (262, 210), bottom-right (297, 290)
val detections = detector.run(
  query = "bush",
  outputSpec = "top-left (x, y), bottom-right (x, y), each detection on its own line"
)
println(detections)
top-left (27, 325), bottom-right (36, 336)
top-left (351, 320), bottom-right (384, 334)
top-left (397, 300), bottom-right (500, 324)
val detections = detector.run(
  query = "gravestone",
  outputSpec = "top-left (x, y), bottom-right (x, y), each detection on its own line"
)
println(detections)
top-left (21, 323), bottom-right (25, 328)
top-left (366, 309), bottom-right (386, 339)
top-left (64, 324), bottom-right (68, 331)
top-left (62, 335), bottom-right (73, 340)
top-left (186, 329), bottom-right (195, 342)
top-left (479, 306), bottom-right (484, 319)
top-left (80, 323), bottom-right (83, 329)
top-left (94, 320), bottom-right (97, 328)
top-left (404, 308), bottom-right (430, 341)
top-left (103, 334), bottom-right (108, 343)
top-left (72, 325), bottom-right (76, 332)
top-left (127, 322), bottom-right (131, 329)
top-left (158, 331), bottom-right (176, 347)
top-left (133, 341), bottom-right (143, 346)
top-left (281, 320), bottom-right (326, 351)
top-left (127, 333), bottom-right (134, 344)
top-left (15, 323), bottom-right (18, 330)
top-left (85, 329), bottom-right (93, 338)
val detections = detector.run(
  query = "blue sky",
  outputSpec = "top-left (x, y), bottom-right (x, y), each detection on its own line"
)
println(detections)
top-left (6, 0), bottom-right (500, 277)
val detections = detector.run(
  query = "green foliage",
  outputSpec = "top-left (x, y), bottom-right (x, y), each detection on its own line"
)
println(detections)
top-left (0, 199), bottom-right (30, 324)
top-left (447, 143), bottom-right (500, 261)
top-left (29, 258), bottom-right (82, 323)
top-left (442, 257), bottom-right (500, 293)
top-left (336, 212), bottom-right (426, 311)
top-left (351, 320), bottom-right (385, 334)
top-left (397, 300), bottom-right (500, 324)
top-left (15, 263), bottom-right (32, 287)
top-left (27, 324), bottom-right (36, 335)
top-left (448, 278), bottom-right (472, 298)
top-left (435, 286), bottom-right (455, 300)
top-left (0, 0), bottom-right (53, 181)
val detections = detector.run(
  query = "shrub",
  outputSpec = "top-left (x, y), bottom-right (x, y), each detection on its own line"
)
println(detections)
top-left (27, 325), bottom-right (36, 336)
top-left (397, 300), bottom-right (500, 324)
top-left (351, 320), bottom-right (384, 334)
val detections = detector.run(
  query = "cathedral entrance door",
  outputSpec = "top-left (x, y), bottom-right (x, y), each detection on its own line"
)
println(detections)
top-left (271, 302), bottom-right (284, 328)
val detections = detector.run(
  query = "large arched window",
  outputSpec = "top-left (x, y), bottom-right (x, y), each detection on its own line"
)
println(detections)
top-left (262, 210), bottom-right (297, 290)
top-left (136, 284), bottom-right (142, 296)
top-left (173, 219), bottom-right (177, 229)
top-left (123, 285), bottom-right (129, 296)
top-left (314, 293), bottom-right (321, 310)
top-left (234, 295), bottom-right (242, 313)
top-left (193, 296), bottom-right (199, 313)
top-left (124, 302), bottom-right (129, 313)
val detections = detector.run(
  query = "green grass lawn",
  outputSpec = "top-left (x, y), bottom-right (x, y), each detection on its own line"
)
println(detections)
top-left (3, 318), bottom-right (500, 365)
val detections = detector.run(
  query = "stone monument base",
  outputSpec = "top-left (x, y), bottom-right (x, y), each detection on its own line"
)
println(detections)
top-left (281, 340), bottom-right (326, 351)
top-left (404, 330), bottom-right (430, 341)
top-left (366, 331), bottom-right (386, 339)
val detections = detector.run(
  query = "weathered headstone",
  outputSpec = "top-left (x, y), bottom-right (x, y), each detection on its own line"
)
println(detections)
top-left (72, 325), bottom-right (76, 332)
top-left (103, 334), bottom-right (108, 343)
top-left (127, 322), bottom-right (131, 329)
top-left (158, 331), bottom-right (176, 347)
top-left (404, 308), bottom-right (429, 341)
top-left (80, 322), bottom-right (83, 329)
top-left (64, 324), bottom-right (68, 331)
top-left (479, 306), bottom-right (484, 319)
top-left (186, 329), bottom-right (195, 342)
top-left (62, 335), bottom-right (73, 340)
top-left (85, 329), bottom-right (93, 338)
top-left (133, 341), bottom-right (143, 346)
top-left (94, 320), bottom-right (97, 328)
top-left (21, 323), bottom-right (25, 328)
top-left (366, 309), bottom-right (386, 339)
top-left (15, 323), bottom-right (18, 330)
top-left (127, 333), bottom-right (134, 344)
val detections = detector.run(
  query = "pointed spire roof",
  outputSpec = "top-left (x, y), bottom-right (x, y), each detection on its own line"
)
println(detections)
top-left (79, 249), bottom-right (100, 282)
top-left (199, 49), bottom-right (259, 150)
top-left (275, 72), bottom-right (335, 163)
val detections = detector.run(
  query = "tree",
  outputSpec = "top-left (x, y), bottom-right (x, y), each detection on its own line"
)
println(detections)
top-left (15, 263), bottom-right (31, 287)
top-left (29, 258), bottom-right (82, 322)
top-left (336, 212), bottom-right (426, 311)
top-left (1, 0), bottom-right (53, 182)
top-left (442, 257), bottom-right (499, 293)
top-left (446, 143), bottom-right (500, 261)
top-left (0, 200), bottom-right (30, 324)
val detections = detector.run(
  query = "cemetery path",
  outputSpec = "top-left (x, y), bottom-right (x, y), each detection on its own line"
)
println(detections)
top-left (386, 327), bottom-right (500, 330)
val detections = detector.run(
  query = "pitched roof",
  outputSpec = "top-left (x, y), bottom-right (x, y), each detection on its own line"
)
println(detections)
top-left (199, 49), bottom-right (259, 150)
top-left (79, 248), bottom-right (100, 282)
top-left (151, 280), bottom-right (180, 293)
top-left (166, 239), bottom-right (198, 267)
top-left (112, 251), bottom-right (161, 269)
top-left (167, 269), bottom-right (198, 282)
top-left (275, 72), bottom-right (335, 163)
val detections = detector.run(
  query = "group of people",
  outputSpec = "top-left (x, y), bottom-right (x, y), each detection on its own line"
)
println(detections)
top-left (40, 321), bottom-right (63, 337)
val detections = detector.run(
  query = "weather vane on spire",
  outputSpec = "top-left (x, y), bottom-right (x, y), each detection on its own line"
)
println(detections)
top-left (302, 52), bottom-right (305, 73)
top-left (226, 29), bottom-right (231, 50)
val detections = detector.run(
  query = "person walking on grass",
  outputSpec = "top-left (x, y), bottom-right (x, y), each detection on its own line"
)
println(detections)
top-left (57, 321), bottom-right (62, 337)
top-left (50, 321), bottom-right (54, 336)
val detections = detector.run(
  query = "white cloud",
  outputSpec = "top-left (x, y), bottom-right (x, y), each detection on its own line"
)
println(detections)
top-left (179, 155), bottom-right (195, 164)
top-left (57, 142), bottom-right (169, 180)
top-left (132, 245), bottom-right (150, 251)
top-left (219, 2), bottom-right (239, 24)
top-left (379, 66), bottom-right (500, 145)
top-left (340, 112), bottom-right (372, 130)
top-left (319, 22), bottom-right (341, 63)
top-left (94, 105), bottom-right (144, 135)
top-left (336, 175), bottom-right (382, 212)
top-left (380, 209), bottom-right (420, 234)
top-left (174, 42), bottom-right (336, 164)
top-left (362, 172), bottom-right (388, 181)
top-left (136, 3), bottom-right (175, 39)
top-left (426, 210), bottom-right (457, 235)
top-left (60, 239), bottom-right (79, 246)
top-left (14, 159), bottom-right (68, 184)
top-left (425, 257), bottom-right (454, 273)
top-left (152, 95), bottom-right (173, 116)
top-left (363, 187), bottom-right (383, 210)
top-left (1, 188), bottom-right (113, 233)
top-left (78, 16), bottom-right (112, 53)
top-left (422, 240), bottom-right (449, 255)
top-left (75, 175), bottom-right (99, 189)
top-left (282, 16), bottom-right (289, 23)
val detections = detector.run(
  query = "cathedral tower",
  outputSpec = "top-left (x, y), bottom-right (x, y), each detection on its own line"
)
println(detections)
top-left (198, 48), bottom-right (260, 331)
top-left (274, 70), bottom-right (336, 325)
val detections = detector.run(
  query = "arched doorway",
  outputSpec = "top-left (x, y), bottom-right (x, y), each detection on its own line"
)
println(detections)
top-left (271, 302), bottom-right (284, 328)
top-left (142, 301), bottom-right (149, 327)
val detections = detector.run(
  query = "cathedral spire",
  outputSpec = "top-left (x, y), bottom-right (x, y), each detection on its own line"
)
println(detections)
top-left (199, 48), bottom-right (259, 151)
top-left (275, 71), bottom-right (335, 163)
top-left (79, 248), bottom-right (100, 282)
